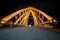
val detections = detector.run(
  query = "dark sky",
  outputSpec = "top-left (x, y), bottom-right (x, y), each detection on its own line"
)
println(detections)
top-left (0, 0), bottom-right (59, 21)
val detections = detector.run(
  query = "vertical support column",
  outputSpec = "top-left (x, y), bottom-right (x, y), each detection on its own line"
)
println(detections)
top-left (42, 16), bottom-right (44, 22)
top-left (31, 11), bottom-right (38, 26)
top-left (22, 16), bottom-right (28, 26)
top-left (19, 10), bottom-right (30, 26)
top-left (14, 10), bottom-right (30, 25)
top-left (22, 11), bottom-right (24, 15)
top-left (20, 11), bottom-right (30, 26)
top-left (38, 13), bottom-right (41, 24)
top-left (19, 13), bottom-right (21, 23)
top-left (33, 15), bottom-right (38, 26)
top-left (39, 12), bottom-right (40, 17)
top-left (15, 15), bottom-right (18, 21)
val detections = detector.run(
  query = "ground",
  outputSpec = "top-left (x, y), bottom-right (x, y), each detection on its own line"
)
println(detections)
top-left (0, 27), bottom-right (60, 40)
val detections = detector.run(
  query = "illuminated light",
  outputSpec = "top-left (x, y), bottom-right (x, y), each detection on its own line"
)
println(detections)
top-left (54, 20), bottom-right (57, 22)
top-left (1, 21), bottom-right (6, 24)
top-left (0, 6), bottom-right (57, 28)
top-left (44, 24), bottom-right (47, 28)
top-left (29, 25), bottom-right (31, 27)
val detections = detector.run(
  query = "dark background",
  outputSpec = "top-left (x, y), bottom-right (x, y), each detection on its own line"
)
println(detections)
top-left (0, 0), bottom-right (59, 21)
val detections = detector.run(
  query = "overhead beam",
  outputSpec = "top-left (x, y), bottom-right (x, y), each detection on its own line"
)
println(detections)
top-left (14, 10), bottom-right (30, 24)
top-left (30, 7), bottom-right (53, 20)
top-left (31, 10), bottom-right (39, 26)
top-left (1, 9), bottom-right (26, 24)
top-left (31, 10), bottom-right (44, 24)
top-left (21, 12), bottom-right (30, 26)
top-left (20, 11), bottom-right (30, 25)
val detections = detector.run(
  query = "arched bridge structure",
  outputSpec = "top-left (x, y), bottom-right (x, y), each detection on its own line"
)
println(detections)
top-left (0, 7), bottom-right (57, 28)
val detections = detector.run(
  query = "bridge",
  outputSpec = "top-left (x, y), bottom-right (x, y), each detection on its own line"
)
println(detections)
top-left (0, 7), bottom-right (57, 28)
top-left (0, 7), bottom-right (60, 40)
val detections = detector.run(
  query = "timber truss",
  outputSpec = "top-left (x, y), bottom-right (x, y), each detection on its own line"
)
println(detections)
top-left (0, 7), bottom-right (57, 28)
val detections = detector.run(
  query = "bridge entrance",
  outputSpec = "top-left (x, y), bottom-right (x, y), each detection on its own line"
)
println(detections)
top-left (28, 13), bottom-right (34, 26)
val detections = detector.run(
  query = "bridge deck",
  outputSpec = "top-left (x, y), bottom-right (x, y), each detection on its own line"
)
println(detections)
top-left (0, 27), bottom-right (60, 40)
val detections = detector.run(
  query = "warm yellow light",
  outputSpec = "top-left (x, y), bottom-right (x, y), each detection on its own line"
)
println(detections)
top-left (0, 6), bottom-right (57, 28)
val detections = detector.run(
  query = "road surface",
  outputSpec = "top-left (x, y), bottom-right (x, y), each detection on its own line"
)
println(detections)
top-left (0, 27), bottom-right (60, 40)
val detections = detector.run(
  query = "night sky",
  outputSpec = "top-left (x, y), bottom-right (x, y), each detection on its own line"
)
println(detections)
top-left (0, 0), bottom-right (59, 21)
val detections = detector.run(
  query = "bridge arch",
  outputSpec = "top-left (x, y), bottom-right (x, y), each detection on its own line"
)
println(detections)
top-left (0, 7), bottom-right (57, 28)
